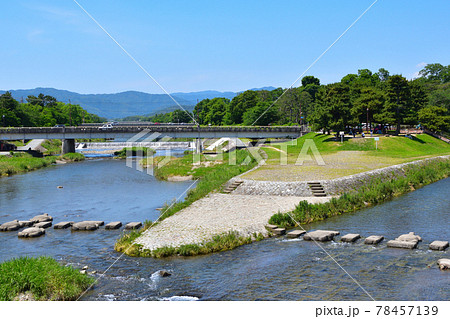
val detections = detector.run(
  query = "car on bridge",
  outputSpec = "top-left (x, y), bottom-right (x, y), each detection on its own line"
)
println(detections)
top-left (98, 123), bottom-right (113, 130)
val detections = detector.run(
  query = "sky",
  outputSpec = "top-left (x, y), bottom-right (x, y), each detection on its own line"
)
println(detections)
top-left (0, 0), bottom-right (449, 94)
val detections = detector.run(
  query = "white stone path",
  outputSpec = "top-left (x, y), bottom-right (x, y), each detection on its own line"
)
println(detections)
top-left (135, 193), bottom-right (331, 250)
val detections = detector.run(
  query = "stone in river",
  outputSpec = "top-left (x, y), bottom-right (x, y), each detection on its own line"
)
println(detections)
top-left (387, 240), bottom-right (418, 249)
top-left (124, 222), bottom-right (142, 230)
top-left (158, 270), bottom-right (172, 277)
top-left (429, 241), bottom-right (449, 251)
top-left (92, 221), bottom-right (104, 226)
top-left (18, 227), bottom-right (45, 238)
top-left (271, 228), bottom-right (286, 235)
top-left (341, 233), bottom-right (361, 243)
top-left (364, 235), bottom-right (384, 245)
top-left (105, 222), bottom-right (122, 230)
top-left (18, 221), bottom-right (33, 228)
top-left (34, 221), bottom-right (52, 229)
top-left (72, 221), bottom-right (99, 231)
top-left (303, 230), bottom-right (339, 242)
top-left (395, 232), bottom-right (422, 242)
top-left (0, 220), bottom-right (21, 231)
top-left (437, 259), bottom-right (450, 270)
top-left (53, 222), bottom-right (73, 229)
top-left (30, 213), bottom-right (53, 223)
top-left (266, 224), bottom-right (278, 230)
top-left (286, 230), bottom-right (306, 238)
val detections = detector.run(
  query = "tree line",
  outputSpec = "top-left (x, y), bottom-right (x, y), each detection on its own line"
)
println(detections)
top-left (0, 93), bottom-right (105, 127)
top-left (192, 63), bottom-right (449, 134)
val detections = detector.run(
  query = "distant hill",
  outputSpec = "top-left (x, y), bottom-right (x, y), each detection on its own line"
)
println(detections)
top-left (0, 86), bottom-right (276, 119)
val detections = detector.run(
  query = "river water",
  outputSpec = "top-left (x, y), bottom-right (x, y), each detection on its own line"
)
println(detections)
top-left (0, 156), bottom-right (448, 301)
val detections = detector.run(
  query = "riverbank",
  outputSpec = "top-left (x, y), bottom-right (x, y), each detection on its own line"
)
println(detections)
top-left (0, 152), bottom-right (85, 177)
top-left (0, 256), bottom-right (94, 301)
top-left (269, 156), bottom-right (450, 227)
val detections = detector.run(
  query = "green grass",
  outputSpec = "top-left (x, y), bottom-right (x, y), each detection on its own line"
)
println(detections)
top-left (42, 139), bottom-right (62, 155)
top-left (0, 153), bottom-right (57, 176)
top-left (118, 231), bottom-right (265, 258)
top-left (60, 152), bottom-right (85, 162)
top-left (0, 256), bottom-right (94, 301)
top-left (0, 152), bottom-right (84, 177)
top-left (268, 132), bottom-right (450, 161)
top-left (268, 157), bottom-right (450, 228)
top-left (114, 147), bottom-right (155, 159)
top-left (115, 149), bottom-right (260, 257)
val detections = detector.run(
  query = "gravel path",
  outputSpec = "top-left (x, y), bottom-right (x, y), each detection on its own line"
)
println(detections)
top-left (135, 194), bottom-right (331, 250)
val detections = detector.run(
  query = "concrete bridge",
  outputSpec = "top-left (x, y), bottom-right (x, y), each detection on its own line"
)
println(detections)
top-left (0, 125), bottom-right (306, 154)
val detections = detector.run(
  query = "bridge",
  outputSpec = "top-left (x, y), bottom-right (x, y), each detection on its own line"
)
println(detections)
top-left (0, 125), bottom-right (307, 154)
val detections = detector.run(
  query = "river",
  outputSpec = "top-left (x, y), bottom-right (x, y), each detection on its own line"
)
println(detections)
top-left (0, 156), bottom-right (448, 301)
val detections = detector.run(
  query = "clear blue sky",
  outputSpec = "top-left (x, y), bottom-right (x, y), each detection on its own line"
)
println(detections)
top-left (1, 0), bottom-right (449, 94)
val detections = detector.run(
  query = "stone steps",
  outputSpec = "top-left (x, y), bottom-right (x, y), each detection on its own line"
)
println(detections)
top-left (307, 182), bottom-right (327, 197)
top-left (222, 180), bottom-right (244, 194)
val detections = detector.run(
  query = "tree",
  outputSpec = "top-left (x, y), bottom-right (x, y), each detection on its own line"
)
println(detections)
top-left (225, 90), bottom-right (259, 124)
top-left (418, 105), bottom-right (449, 132)
top-left (376, 68), bottom-right (390, 82)
top-left (301, 76), bottom-right (320, 87)
top-left (171, 109), bottom-right (192, 123)
top-left (242, 101), bottom-right (279, 126)
top-left (353, 87), bottom-right (385, 130)
top-left (419, 63), bottom-right (450, 83)
top-left (26, 93), bottom-right (57, 107)
top-left (383, 75), bottom-right (410, 135)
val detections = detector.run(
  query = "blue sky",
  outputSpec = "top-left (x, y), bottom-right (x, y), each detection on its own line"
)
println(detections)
top-left (1, 0), bottom-right (449, 94)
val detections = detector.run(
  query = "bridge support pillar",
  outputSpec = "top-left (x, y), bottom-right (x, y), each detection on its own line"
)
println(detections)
top-left (195, 138), bottom-right (203, 154)
top-left (61, 139), bottom-right (76, 154)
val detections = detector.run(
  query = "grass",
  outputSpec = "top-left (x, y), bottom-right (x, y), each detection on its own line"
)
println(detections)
top-left (0, 152), bottom-right (85, 177)
top-left (42, 139), bottom-right (62, 155)
top-left (117, 231), bottom-right (265, 258)
top-left (243, 132), bottom-right (450, 181)
top-left (0, 153), bottom-right (57, 176)
top-left (0, 256), bottom-right (94, 301)
top-left (113, 147), bottom-right (155, 159)
top-left (115, 149), bottom-right (260, 257)
top-left (268, 157), bottom-right (450, 228)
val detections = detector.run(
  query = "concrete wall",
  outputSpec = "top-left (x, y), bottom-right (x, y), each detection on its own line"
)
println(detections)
top-left (232, 155), bottom-right (450, 197)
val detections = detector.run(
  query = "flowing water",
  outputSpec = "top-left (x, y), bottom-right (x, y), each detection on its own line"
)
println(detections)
top-left (0, 156), bottom-right (448, 301)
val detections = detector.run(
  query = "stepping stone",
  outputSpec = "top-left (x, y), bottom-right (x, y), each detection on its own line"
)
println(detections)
top-left (287, 230), bottom-right (306, 238)
top-left (92, 221), bottom-right (104, 226)
top-left (341, 233), bottom-right (361, 243)
top-left (18, 227), bottom-right (45, 238)
top-left (0, 220), bottom-right (21, 231)
top-left (437, 259), bottom-right (450, 270)
top-left (125, 222), bottom-right (142, 230)
top-left (105, 222), bottom-right (122, 230)
top-left (266, 224), bottom-right (278, 230)
top-left (34, 221), bottom-right (52, 229)
top-left (395, 232), bottom-right (422, 242)
top-left (303, 230), bottom-right (339, 242)
top-left (387, 240), bottom-right (418, 249)
top-left (18, 221), bottom-right (33, 228)
top-left (30, 213), bottom-right (53, 223)
top-left (54, 222), bottom-right (73, 229)
top-left (72, 221), bottom-right (99, 231)
top-left (271, 228), bottom-right (286, 235)
top-left (364, 235), bottom-right (384, 245)
top-left (429, 241), bottom-right (449, 251)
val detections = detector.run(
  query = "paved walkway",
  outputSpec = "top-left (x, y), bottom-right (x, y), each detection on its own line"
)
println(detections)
top-left (135, 193), bottom-right (331, 250)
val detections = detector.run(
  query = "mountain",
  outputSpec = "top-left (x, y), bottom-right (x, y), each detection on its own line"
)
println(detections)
top-left (0, 87), bottom-right (275, 119)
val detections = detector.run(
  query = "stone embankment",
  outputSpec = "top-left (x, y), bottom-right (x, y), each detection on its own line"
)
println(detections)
top-left (232, 155), bottom-right (450, 197)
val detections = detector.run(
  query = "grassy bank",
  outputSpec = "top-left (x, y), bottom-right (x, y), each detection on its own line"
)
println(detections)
top-left (269, 157), bottom-right (450, 228)
top-left (0, 256), bottom-right (94, 301)
top-left (113, 147), bottom-right (155, 159)
top-left (0, 152), bottom-right (85, 177)
top-left (115, 149), bottom-right (260, 257)
top-left (42, 139), bottom-right (62, 155)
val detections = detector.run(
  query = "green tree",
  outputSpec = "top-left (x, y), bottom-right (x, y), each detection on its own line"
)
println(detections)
top-left (301, 76), bottom-right (320, 87)
top-left (419, 63), bottom-right (450, 83)
top-left (418, 105), bottom-right (449, 132)
top-left (383, 75), bottom-right (410, 135)
top-left (353, 87), bottom-right (385, 130)
top-left (225, 90), bottom-right (259, 124)
top-left (242, 101), bottom-right (279, 126)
